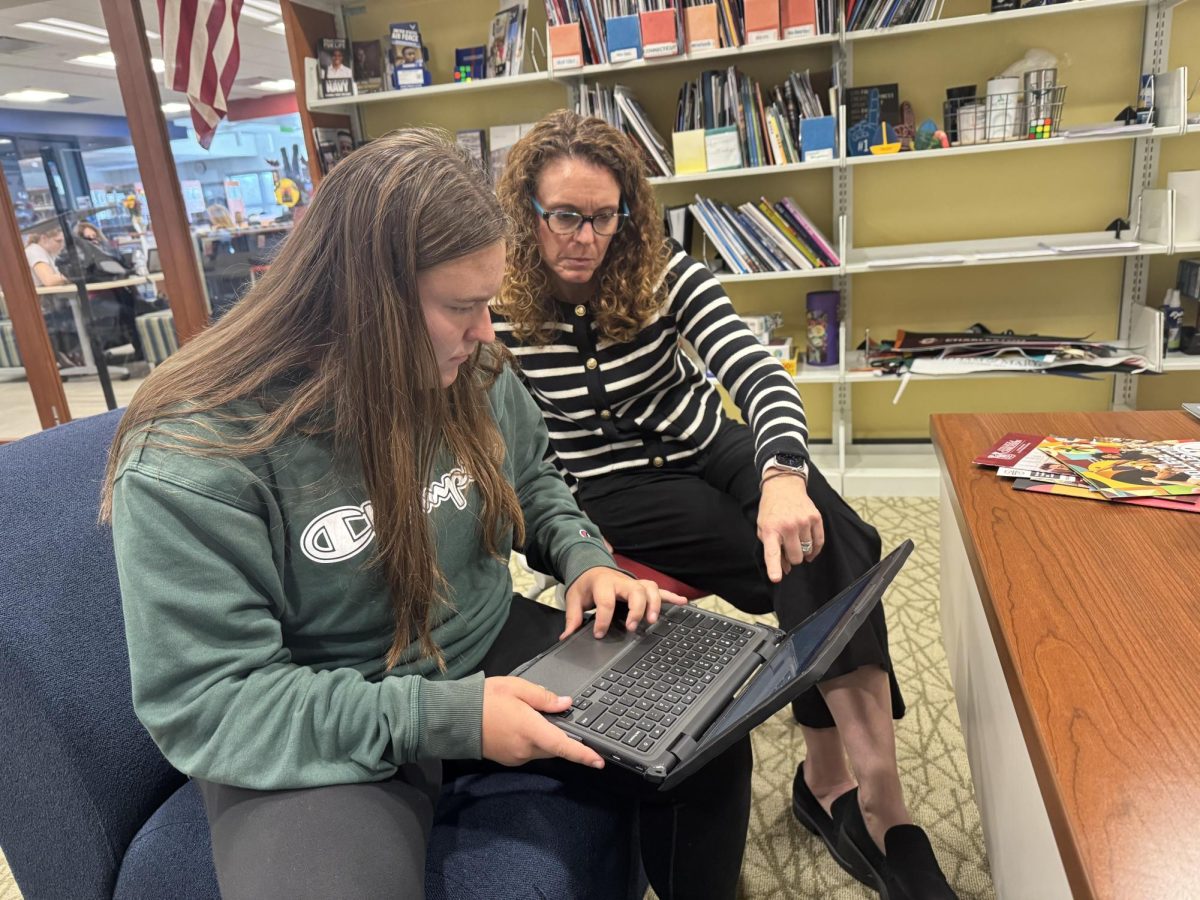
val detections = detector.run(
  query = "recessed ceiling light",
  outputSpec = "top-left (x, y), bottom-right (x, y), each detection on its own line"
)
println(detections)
top-left (71, 51), bottom-right (165, 74)
top-left (244, 0), bottom-right (283, 14)
top-left (264, 21), bottom-right (287, 35)
top-left (16, 21), bottom-right (109, 43)
top-left (238, 6), bottom-right (277, 22)
top-left (1, 89), bottom-right (71, 103)
top-left (249, 78), bottom-right (295, 93)
top-left (41, 17), bottom-right (109, 37)
top-left (162, 102), bottom-right (191, 113)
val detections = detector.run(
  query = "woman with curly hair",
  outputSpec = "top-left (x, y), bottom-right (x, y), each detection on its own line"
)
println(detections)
top-left (493, 110), bottom-right (957, 900)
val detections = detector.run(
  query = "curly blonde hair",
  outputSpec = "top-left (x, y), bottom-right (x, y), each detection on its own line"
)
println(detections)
top-left (494, 109), bottom-right (672, 345)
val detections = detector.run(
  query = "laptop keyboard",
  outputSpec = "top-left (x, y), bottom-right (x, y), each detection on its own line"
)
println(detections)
top-left (559, 606), bottom-right (756, 755)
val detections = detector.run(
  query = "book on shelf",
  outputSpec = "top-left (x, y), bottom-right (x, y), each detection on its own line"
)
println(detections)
top-left (845, 83), bottom-right (900, 155)
top-left (389, 22), bottom-right (427, 90)
top-left (847, 0), bottom-right (944, 31)
top-left (576, 83), bottom-right (674, 177)
top-left (673, 67), bottom-right (836, 171)
top-left (455, 45), bottom-right (487, 80)
top-left (688, 194), bottom-right (837, 275)
top-left (352, 40), bottom-right (385, 94)
top-left (312, 128), bottom-right (355, 175)
top-left (317, 38), bottom-right (353, 99)
top-left (488, 123), bottom-right (535, 182)
top-left (488, 3), bottom-right (529, 77)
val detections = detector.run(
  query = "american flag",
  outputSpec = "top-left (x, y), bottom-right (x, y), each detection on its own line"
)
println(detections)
top-left (158, 0), bottom-right (244, 149)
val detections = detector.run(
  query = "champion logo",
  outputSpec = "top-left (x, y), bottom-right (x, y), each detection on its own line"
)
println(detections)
top-left (300, 502), bottom-right (375, 564)
top-left (579, 528), bottom-right (593, 538)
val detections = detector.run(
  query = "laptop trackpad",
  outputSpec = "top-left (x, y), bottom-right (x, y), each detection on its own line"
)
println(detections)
top-left (519, 626), bottom-right (638, 695)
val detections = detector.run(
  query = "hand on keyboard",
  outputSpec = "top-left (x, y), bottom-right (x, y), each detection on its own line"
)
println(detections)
top-left (562, 567), bottom-right (689, 640)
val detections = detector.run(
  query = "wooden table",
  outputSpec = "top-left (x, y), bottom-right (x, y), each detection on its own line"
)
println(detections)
top-left (932, 410), bottom-right (1200, 900)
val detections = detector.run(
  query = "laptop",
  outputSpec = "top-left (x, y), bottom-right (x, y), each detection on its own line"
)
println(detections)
top-left (512, 540), bottom-right (914, 791)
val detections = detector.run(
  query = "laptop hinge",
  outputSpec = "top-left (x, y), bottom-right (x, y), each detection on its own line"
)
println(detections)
top-left (665, 732), bottom-right (699, 761)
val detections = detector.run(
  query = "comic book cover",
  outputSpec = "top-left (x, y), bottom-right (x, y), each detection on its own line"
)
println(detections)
top-left (997, 444), bottom-right (1079, 484)
top-left (1039, 436), bottom-right (1200, 499)
top-left (1011, 478), bottom-right (1200, 513)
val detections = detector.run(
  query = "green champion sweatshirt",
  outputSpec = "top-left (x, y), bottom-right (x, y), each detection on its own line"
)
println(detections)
top-left (111, 365), bottom-right (616, 790)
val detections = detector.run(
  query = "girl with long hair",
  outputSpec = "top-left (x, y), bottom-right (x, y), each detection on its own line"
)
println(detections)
top-left (103, 129), bottom-right (751, 899)
top-left (492, 110), bottom-right (958, 900)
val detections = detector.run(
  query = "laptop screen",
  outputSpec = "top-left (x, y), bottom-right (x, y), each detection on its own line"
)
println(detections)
top-left (700, 543), bottom-right (909, 741)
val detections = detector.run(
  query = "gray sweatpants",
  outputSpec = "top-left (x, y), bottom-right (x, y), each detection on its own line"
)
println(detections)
top-left (196, 758), bottom-right (441, 900)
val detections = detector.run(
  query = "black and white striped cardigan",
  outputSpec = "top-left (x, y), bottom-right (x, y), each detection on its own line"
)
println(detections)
top-left (493, 243), bottom-right (809, 486)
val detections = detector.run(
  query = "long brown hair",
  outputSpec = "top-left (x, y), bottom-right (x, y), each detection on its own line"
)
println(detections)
top-left (101, 128), bottom-right (524, 670)
top-left (493, 109), bottom-right (672, 345)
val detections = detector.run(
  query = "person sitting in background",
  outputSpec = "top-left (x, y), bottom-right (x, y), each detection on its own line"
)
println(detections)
top-left (24, 223), bottom-right (69, 287)
top-left (24, 223), bottom-right (83, 366)
top-left (492, 110), bottom-right (958, 900)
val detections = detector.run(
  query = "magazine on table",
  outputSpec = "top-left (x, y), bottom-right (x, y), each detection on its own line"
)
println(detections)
top-left (1039, 436), bottom-right (1200, 500)
top-left (1011, 478), bottom-right (1200, 514)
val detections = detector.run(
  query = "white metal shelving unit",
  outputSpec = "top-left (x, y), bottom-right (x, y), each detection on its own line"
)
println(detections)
top-left (304, 0), bottom-right (1197, 496)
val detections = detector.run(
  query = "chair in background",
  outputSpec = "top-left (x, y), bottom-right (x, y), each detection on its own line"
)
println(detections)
top-left (0, 410), bottom-right (645, 900)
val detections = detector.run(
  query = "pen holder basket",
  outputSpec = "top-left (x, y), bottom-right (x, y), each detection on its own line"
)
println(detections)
top-left (944, 85), bottom-right (1066, 145)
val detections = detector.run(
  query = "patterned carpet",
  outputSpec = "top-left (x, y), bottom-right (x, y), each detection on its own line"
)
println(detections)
top-left (0, 497), bottom-right (994, 900)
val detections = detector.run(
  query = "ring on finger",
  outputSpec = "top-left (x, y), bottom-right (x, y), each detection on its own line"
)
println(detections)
top-left (799, 540), bottom-right (814, 553)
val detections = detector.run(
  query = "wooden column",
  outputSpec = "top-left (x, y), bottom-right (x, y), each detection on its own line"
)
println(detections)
top-left (282, 0), bottom-right (353, 189)
top-left (98, 0), bottom-right (209, 344)
top-left (0, 175), bottom-right (71, 430)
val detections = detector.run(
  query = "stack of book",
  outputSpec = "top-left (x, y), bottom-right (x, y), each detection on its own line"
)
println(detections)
top-left (975, 433), bottom-right (1200, 514)
top-left (864, 330), bottom-right (1155, 377)
top-left (674, 67), bottom-right (835, 170)
top-left (688, 194), bottom-right (839, 274)
top-left (847, 0), bottom-right (944, 30)
top-left (577, 84), bottom-right (674, 176)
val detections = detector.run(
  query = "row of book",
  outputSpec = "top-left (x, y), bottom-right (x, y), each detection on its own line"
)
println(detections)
top-left (847, 0), bottom-right (944, 31)
top-left (675, 67), bottom-right (836, 169)
top-left (576, 84), bottom-right (675, 176)
top-left (975, 433), bottom-right (1200, 515)
top-left (689, 194), bottom-right (839, 274)
top-left (545, 0), bottom-right (836, 69)
top-left (315, 4), bottom-right (530, 99)
top-left (454, 124), bottom-right (537, 183)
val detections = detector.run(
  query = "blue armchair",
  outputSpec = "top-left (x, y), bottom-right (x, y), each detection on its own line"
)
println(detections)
top-left (0, 410), bottom-right (643, 900)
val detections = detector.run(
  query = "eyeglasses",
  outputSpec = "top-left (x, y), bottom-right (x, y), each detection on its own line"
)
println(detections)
top-left (532, 197), bottom-right (629, 236)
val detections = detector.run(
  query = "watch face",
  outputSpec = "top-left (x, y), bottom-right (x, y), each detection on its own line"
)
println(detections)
top-left (775, 453), bottom-right (804, 468)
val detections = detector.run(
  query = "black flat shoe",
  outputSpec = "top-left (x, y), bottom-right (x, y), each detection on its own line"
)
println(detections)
top-left (834, 789), bottom-right (959, 900)
top-left (791, 763), bottom-right (874, 887)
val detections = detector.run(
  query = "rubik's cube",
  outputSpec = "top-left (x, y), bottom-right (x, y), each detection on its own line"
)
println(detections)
top-left (453, 65), bottom-right (474, 83)
top-left (1028, 117), bottom-right (1053, 140)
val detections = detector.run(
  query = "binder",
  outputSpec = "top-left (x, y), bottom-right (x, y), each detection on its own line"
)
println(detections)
top-left (605, 14), bottom-right (643, 63)
top-left (781, 0), bottom-right (818, 38)
top-left (672, 129), bottom-right (708, 175)
top-left (548, 23), bottom-right (584, 71)
top-left (640, 9), bottom-right (680, 59)
top-left (684, 4), bottom-right (720, 53)
top-left (800, 116), bottom-right (837, 161)
top-left (743, 0), bottom-right (781, 44)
